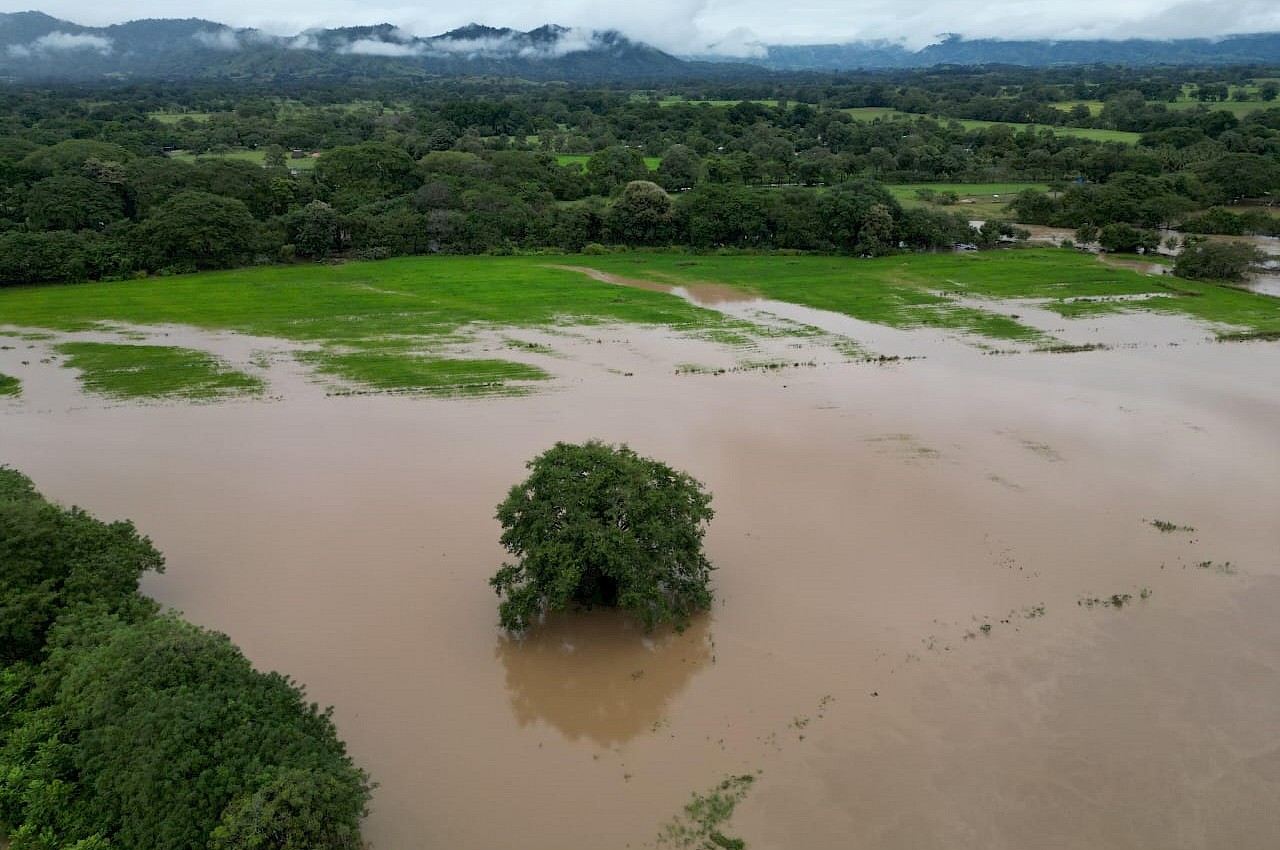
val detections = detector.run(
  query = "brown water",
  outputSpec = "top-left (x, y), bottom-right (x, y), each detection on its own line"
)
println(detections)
top-left (2, 290), bottom-right (1279, 850)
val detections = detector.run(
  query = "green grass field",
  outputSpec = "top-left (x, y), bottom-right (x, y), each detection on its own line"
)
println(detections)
top-left (569, 250), bottom-right (1280, 340)
top-left (149, 111), bottom-right (214, 124)
top-left (0, 258), bottom-right (761, 395)
top-left (886, 183), bottom-right (1050, 218)
top-left (3, 251), bottom-right (1277, 398)
top-left (55, 342), bottom-right (264, 401)
top-left (841, 108), bottom-right (1141, 144)
top-left (0, 373), bottom-right (19, 397)
top-left (556, 154), bottom-right (662, 171)
top-left (1049, 101), bottom-right (1105, 116)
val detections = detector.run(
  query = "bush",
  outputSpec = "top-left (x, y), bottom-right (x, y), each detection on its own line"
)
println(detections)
top-left (490, 441), bottom-right (715, 633)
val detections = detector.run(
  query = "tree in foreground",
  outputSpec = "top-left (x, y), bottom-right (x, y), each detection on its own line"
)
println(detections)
top-left (491, 441), bottom-right (715, 633)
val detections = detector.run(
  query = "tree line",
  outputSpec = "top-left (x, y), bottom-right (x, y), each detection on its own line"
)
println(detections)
top-left (0, 468), bottom-right (372, 849)
top-left (0, 67), bottom-right (1277, 284)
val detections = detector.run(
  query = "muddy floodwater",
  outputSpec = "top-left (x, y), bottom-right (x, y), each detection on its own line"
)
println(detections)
top-left (3, 281), bottom-right (1280, 850)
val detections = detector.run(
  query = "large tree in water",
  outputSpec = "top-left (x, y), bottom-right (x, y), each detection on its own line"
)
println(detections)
top-left (490, 441), bottom-right (715, 633)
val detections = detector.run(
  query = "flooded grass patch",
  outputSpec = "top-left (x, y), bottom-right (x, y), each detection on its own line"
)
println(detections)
top-left (1148, 519), bottom-right (1195, 533)
top-left (0, 373), bottom-right (19, 396)
top-left (0, 258), bottom-right (776, 394)
top-left (658, 774), bottom-right (757, 850)
top-left (55, 342), bottom-right (264, 401)
top-left (1050, 276), bottom-right (1280, 338)
top-left (577, 251), bottom-right (1166, 343)
top-left (298, 349), bottom-right (551, 397)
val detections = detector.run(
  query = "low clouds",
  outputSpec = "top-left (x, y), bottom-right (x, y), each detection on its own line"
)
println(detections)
top-left (339, 38), bottom-right (422, 56)
top-left (193, 29), bottom-right (241, 50)
top-left (335, 26), bottom-right (605, 59)
top-left (8, 31), bottom-right (113, 57)
top-left (23, 0), bottom-right (1280, 55)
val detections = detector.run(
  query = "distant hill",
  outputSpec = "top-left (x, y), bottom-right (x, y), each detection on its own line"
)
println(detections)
top-left (744, 33), bottom-right (1280, 69)
top-left (1, 12), bottom-right (1277, 82)
top-left (0, 13), bottom-right (751, 81)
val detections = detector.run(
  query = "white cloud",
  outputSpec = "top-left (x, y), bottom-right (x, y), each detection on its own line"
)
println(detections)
top-left (338, 38), bottom-right (423, 56)
top-left (8, 31), bottom-right (114, 57)
top-left (19, 0), bottom-right (1280, 56)
top-left (193, 29), bottom-right (241, 50)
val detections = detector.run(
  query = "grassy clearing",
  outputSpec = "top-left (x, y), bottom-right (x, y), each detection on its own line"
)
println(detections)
top-left (1049, 101), bottom-right (1105, 115)
top-left (556, 153), bottom-right (661, 171)
top-left (299, 351), bottom-right (550, 397)
top-left (887, 182), bottom-right (1049, 217)
top-left (56, 343), bottom-right (264, 401)
top-left (0, 258), bottom-right (760, 394)
top-left (1052, 275), bottom-right (1280, 335)
top-left (150, 111), bottom-right (214, 123)
top-left (0, 373), bottom-right (20, 397)
top-left (574, 249), bottom-right (1280, 340)
top-left (841, 107), bottom-right (1141, 144)
top-left (4, 251), bottom-right (1277, 399)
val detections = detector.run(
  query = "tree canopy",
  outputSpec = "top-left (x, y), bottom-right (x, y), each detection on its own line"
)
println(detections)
top-left (1174, 237), bottom-right (1264, 281)
top-left (490, 441), bottom-right (715, 633)
top-left (0, 468), bottom-right (371, 850)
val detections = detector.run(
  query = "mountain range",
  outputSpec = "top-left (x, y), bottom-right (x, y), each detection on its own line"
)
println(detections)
top-left (1, 11), bottom-right (1278, 82)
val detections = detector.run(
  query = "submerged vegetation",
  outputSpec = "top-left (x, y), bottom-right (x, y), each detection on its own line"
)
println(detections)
top-left (1, 246), bottom-right (1278, 397)
top-left (658, 774), bottom-right (757, 850)
top-left (56, 342), bottom-right (264, 401)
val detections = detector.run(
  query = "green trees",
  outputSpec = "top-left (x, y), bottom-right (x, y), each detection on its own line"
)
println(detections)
top-left (134, 190), bottom-right (259, 271)
top-left (0, 468), bottom-right (162, 665)
top-left (1173, 238), bottom-right (1264, 281)
top-left (606, 180), bottom-right (675, 245)
top-left (585, 146), bottom-right (648, 196)
top-left (0, 469), bottom-right (372, 850)
top-left (1097, 222), bottom-right (1159, 253)
top-left (490, 441), bottom-right (715, 633)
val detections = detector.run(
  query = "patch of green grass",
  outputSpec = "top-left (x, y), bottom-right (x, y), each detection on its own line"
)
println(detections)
top-left (841, 107), bottom-right (902, 121)
top-left (555, 154), bottom-right (661, 171)
top-left (577, 250), bottom-right (1167, 342)
top-left (658, 774), bottom-right (756, 849)
top-left (888, 182), bottom-right (1050, 217)
top-left (149, 111), bottom-right (213, 123)
top-left (0, 258), bottom-right (756, 394)
top-left (300, 350), bottom-right (550, 396)
top-left (888, 182), bottom-right (1049, 200)
top-left (580, 249), bottom-right (1280, 340)
top-left (1051, 276), bottom-right (1280, 338)
top-left (1049, 100), bottom-right (1105, 115)
top-left (55, 343), bottom-right (263, 401)
top-left (0, 373), bottom-right (20, 397)
top-left (842, 108), bottom-right (1141, 143)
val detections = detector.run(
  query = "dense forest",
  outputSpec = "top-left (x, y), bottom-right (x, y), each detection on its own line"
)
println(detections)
top-left (0, 65), bottom-right (1276, 284)
top-left (0, 468), bottom-right (372, 849)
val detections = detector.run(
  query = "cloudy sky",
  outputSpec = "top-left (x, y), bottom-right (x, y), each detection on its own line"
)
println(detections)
top-left (10, 0), bottom-right (1280, 53)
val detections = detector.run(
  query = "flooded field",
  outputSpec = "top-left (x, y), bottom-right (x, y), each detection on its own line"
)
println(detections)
top-left (2, 276), bottom-right (1279, 849)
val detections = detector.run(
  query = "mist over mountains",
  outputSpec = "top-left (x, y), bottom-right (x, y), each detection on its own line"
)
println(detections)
top-left (1, 10), bottom-right (1278, 81)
